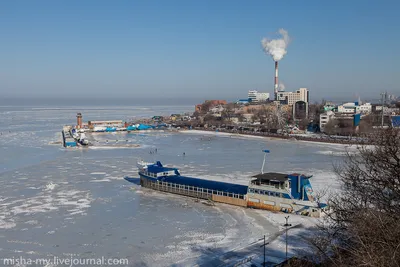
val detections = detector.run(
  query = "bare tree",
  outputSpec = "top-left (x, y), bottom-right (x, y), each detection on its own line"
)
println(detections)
top-left (264, 107), bottom-right (286, 130)
top-left (221, 103), bottom-right (236, 122)
top-left (323, 119), bottom-right (337, 135)
top-left (192, 110), bottom-right (200, 119)
top-left (358, 119), bottom-right (373, 135)
top-left (308, 104), bottom-right (324, 123)
top-left (298, 118), bottom-right (310, 130)
top-left (310, 128), bottom-right (400, 267)
top-left (251, 113), bottom-right (260, 123)
top-left (200, 101), bottom-right (213, 114)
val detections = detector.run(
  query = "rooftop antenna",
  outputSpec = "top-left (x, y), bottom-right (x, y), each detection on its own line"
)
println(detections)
top-left (261, 149), bottom-right (270, 174)
top-left (381, 91), bottom-right (387, 127)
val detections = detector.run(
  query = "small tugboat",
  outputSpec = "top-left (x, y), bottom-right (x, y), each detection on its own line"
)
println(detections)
top-left (134, 150), bottom-right (328, 217)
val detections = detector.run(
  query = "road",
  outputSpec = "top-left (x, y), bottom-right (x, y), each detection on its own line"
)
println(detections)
top-left (197, 223), bottom-right (303, 267)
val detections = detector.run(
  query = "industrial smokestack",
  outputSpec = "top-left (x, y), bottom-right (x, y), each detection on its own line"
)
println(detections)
top-left (261, 29), bottom-right (290, 100)
top-left (274, 61), bottom-right (278, 97)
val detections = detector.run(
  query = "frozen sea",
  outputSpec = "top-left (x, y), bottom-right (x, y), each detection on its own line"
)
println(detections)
top-left (0, 102), bottom-right (350, 266)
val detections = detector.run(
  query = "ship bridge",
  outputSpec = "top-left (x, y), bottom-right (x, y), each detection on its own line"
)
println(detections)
top-left (250, 172), bottom-right (289, 190)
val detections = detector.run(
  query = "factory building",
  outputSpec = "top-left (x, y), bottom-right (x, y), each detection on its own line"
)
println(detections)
top-left (276, 88), bottom-right (309, 105)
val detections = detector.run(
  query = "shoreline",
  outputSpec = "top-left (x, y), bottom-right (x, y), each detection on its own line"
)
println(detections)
top-left (179, 128), bottom-right (368, 146)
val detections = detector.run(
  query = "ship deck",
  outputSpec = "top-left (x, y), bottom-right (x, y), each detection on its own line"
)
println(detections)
top-left (155, 175), bottom-right (249, 195)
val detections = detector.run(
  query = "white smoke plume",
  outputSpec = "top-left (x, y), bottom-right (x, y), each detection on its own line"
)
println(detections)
top-left (261, 29), bottom-right (290, 62)
top-left (278, 82), bottom-right (285, 91)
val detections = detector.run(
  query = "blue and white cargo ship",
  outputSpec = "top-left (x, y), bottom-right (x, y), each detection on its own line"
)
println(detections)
top-left (134, 151), bottom-right (329, 217)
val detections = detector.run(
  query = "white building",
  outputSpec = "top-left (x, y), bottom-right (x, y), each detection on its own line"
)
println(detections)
top-left (337, 102), bottom-right (372, 114)
top-left (320, 111), bottom-right (335, 132)
top-left (375, 106), bottom-right (400, 115)
top-left (337, 102), bottom-right (356, 113)
top-left (276, 88), bottom-right (309, 105)
top-left (248, 90), bottom-right (270, 103)
top-left (209, 106), bottom-right (224, 113)
top-left (356, 103), bottom-right (372, 113)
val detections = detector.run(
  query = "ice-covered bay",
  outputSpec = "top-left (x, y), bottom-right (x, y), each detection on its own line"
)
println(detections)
top-left (0, 104), bottom-right (347, 266)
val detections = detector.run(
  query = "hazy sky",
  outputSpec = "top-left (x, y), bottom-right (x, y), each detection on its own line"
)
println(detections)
top-left (1, 0), bottom-right (399, 102)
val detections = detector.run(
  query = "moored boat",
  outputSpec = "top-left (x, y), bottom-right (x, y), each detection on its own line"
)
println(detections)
top-left (134, 151), bottom-right (328, 217)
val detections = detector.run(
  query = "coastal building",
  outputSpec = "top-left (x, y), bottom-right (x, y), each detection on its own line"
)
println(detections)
top-left (357, 103), bottom-right (372, 114)
top-left (239, 104), bottom-right (278, 114)
top-left (293, 101), bottom-right (308, 120)
top-left (337, 103), bottom-right (356, 113)
top-left (240, 104), bottom-right (265, 113)
top-left (87, 120), bottom-right (124, 129)
top-left (195, 100), bottom-right (227, 112)
top-left (276, 88), bottom-right (309, 105)
top-left (374, 106), bottom-right (400, 115)
top-left (337, 102), bottom-right (372, 114)
top-left (236, 99), bottom-right (250, 104)
top-left (242, 113), bottom-right (253, 122)
top-left (248, 90), bottom-right (270, 103)
top-left (76, 113), bottom-right (83, 129)
top-left (323, 103), bottom-right (336, 112)
top-left (210, 106), bottom-right (224, 113)
top-left (319, 111), bottom-right (335, 132)
top-left (152, 116), bottom-right (164, 122)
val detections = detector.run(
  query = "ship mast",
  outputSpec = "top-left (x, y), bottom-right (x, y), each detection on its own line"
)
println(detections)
top-left (261, 149), bottom-right (270, 174)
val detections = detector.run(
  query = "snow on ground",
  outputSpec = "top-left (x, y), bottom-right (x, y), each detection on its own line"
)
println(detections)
top-left (179, 129), bottom-right (267, 140)
top-left (224, 211), bottom-right (323, 266)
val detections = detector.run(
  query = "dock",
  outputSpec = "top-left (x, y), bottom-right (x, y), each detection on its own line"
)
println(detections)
top-left (61, 112), bottom-right (169, 148)
top-left (62, 126), bottom-right (77, 147)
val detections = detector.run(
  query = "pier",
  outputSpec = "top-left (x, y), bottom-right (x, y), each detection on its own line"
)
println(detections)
top-left (61, 112), bottom-right (169, 148)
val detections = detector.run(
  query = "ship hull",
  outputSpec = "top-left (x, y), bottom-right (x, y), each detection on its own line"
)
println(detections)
top-left (138, 173), bottom-right (325, 217)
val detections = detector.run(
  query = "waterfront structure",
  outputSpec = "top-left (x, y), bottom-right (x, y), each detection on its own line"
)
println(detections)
top-left (76, 113), bottom-right (83, 129)
top-left (88, 120), bottom-right (124, 129)
top-left (276, 88), bottom-right (309, 105)
top-left (248, 90), bottom-right (270, 103)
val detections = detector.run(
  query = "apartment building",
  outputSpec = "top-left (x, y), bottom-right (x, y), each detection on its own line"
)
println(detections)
top-left (276, 88), bottom-right (309, 105)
